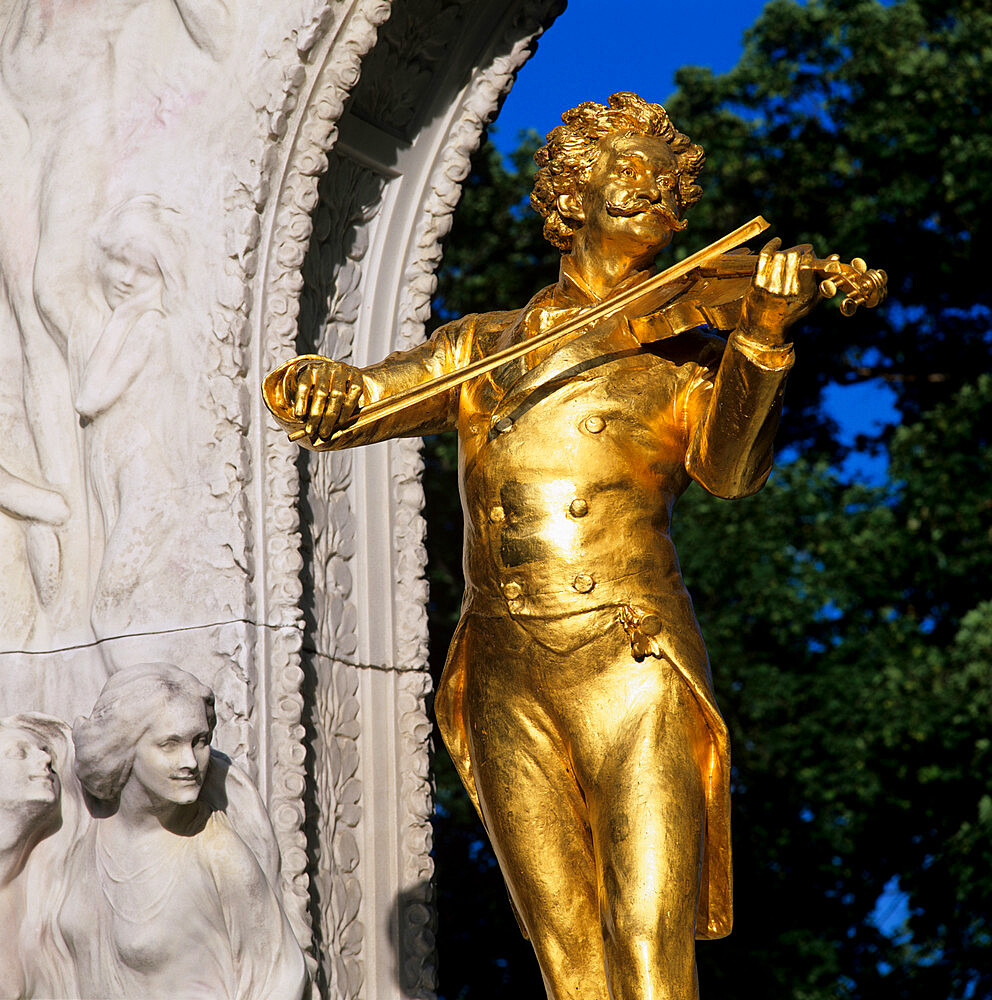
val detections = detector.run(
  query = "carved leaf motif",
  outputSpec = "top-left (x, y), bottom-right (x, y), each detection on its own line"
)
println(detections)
top-left (350, 0), bottom-right (474, 135)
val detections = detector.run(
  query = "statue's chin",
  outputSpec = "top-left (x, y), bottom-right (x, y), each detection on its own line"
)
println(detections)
top-left (157, 779), bottom-right (203, 806)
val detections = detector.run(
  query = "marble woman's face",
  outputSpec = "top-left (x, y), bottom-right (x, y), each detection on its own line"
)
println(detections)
top-left (129, 696), bottom-right (212, 806)
top-left (0, 728), bottom-right (59, 810)
top-left (99, 245), bottom-right (160, 309)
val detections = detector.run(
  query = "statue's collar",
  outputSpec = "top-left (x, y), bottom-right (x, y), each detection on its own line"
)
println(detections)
top-left (553, 256), bottom-right (653, 308)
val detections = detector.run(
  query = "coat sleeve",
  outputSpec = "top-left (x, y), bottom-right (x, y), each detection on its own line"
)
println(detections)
top-left (683, 331), bottom-right (795, 500)
top-left (319, 315), bottom-right (477, 449)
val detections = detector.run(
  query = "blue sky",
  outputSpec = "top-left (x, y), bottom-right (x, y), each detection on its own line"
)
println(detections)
top-left (491, 0), bottom-right (769, 151)
top-left (488, 0), bottom-right (899, 478)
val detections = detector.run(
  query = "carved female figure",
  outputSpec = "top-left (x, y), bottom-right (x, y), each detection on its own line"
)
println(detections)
top-left (0, 714), bottom-right (87, 999)
top-left (72, 198), bottom-right (203, 651)
top-left (0, 714), bottom-right (64, 1000)
top-left (0, 0), bottom-right (236, 659)
top-left (62, 663), bottom-right (307, 1000)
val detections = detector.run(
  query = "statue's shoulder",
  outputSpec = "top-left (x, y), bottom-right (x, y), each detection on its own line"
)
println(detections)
top-left (199, 751), bottom-right (280, 882)
top-left (473, 307), bottom-right (527, 331)
top-left (446, 284), bottom-right (556, 352)
top-left (437, 303), bottom-right (532, 341)
top-left (199, 808), bottom-right (268, 882)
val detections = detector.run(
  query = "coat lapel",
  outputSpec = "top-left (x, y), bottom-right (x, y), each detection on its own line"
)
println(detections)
top-left (479, 260), bottom-right (689, 420)
top-left (492, 315), bottom-right (644, 421)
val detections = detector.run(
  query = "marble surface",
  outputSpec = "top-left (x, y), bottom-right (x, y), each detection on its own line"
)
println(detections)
top-left (0, 666), bottom-right (307, 999)
top-left (0, 0), bottom-right (565, 994)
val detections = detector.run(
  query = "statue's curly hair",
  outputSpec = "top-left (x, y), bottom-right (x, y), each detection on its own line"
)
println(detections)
top-left (531, 92), bottom-right (705, 252)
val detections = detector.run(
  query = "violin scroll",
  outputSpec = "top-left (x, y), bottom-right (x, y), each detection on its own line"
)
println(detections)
top-left (816, 253), bottom-right (888, 316)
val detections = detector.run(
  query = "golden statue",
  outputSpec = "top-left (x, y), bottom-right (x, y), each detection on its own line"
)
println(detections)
top-left (263, 93), bottom-right (885, 999)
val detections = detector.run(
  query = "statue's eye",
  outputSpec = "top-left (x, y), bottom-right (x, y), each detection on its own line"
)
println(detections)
top-left (620, 167), bottom-right (635, 179)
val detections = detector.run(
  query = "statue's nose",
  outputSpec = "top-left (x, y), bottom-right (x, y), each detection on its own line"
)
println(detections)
top-left (639, 176), bottom-right (661, 202)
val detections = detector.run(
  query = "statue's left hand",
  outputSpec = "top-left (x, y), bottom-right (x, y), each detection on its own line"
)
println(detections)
top-left (737, 239), bottom-right (820, 347)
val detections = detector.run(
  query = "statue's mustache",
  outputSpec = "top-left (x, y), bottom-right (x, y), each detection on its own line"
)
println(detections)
top-left (605, 196), bottom-right (687, 231)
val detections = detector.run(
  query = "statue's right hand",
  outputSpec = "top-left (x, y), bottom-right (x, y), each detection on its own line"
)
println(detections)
top-left (262, 355), bottom-right (364, 447)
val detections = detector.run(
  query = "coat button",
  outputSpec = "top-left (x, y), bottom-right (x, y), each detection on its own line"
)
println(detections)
top-left (572, 574), bottom-right (595, 594)
top-left (493, 416), bottom-right (514, 433)
top-left (584, 415), bottom-right (606, 433)
top-left (639, 613), bottom-right (662, 636)
top-left (503, 582), bottom-right (522, 600)
top-left (568, 498), bottom-right (589, 518)
top-left (489, 505), bottom-right (505, 523)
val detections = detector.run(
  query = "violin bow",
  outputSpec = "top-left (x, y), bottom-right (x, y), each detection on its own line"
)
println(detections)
top-left (289, 215), bottom-right (771, 445)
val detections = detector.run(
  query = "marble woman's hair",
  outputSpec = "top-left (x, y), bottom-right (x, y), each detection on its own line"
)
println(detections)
top-left (72, 663), bottom-right (216, 801)
top-left (531, 91), bottom-right (705, 252)
top-left (86, 194), bottom-right (185, 304)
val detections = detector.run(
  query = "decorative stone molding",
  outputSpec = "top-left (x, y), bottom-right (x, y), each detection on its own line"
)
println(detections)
top-left (250, 3), bottom-right (395, 966)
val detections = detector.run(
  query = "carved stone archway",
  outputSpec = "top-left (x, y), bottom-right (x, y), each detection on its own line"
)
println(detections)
top-left (252, 1), bottom-right (564, 995)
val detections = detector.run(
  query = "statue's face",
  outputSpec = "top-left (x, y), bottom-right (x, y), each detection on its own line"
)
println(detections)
top-left (576, 132), bottom-right (683, 257)
top-left (129, 696), bottom-right (212, 806)
top-left (99, 246), bottom-right (160, 309)
top-left (0, 728), bottom-right (59, 809)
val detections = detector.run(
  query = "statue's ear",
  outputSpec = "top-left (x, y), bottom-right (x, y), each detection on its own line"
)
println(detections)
top-left (556, 192), bottom-right (584, 224)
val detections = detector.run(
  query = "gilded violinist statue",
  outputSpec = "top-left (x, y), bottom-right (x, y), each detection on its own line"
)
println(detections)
top-left (264, 93), bottom-right (885, 999)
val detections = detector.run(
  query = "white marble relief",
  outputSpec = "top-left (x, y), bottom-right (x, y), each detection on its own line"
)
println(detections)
top-left (0, 0), bottom-right (567, 992)
top-left (58, 663), bottom-right (307, 1000)
top-left (70, 197), bottom-right (208, 656)
top-left (0, 714), bottom-right (88, 999)
top-left (0, 664), bottom-right (306, 1000)
top-left (0, 0), bottom-right (246, 679)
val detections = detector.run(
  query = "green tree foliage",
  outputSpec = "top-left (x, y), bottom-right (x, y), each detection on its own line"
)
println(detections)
top-left (665, 0), bottom-right (992, 450)
top-left (423, 2), bottom-right (991, 996)
top-left (677, 378), bottom-right (992, 998)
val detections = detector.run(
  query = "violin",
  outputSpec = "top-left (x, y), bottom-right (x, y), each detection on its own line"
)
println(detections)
top-left (275, 216), bottom-right (887, 445)
top-left (634, 243), bottom-right (888, 343)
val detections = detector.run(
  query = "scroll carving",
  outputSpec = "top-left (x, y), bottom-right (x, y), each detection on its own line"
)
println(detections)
top-left (297, 151), bottom-right (386, 996)
top-left (251, 1), bottom-right (394, 964)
